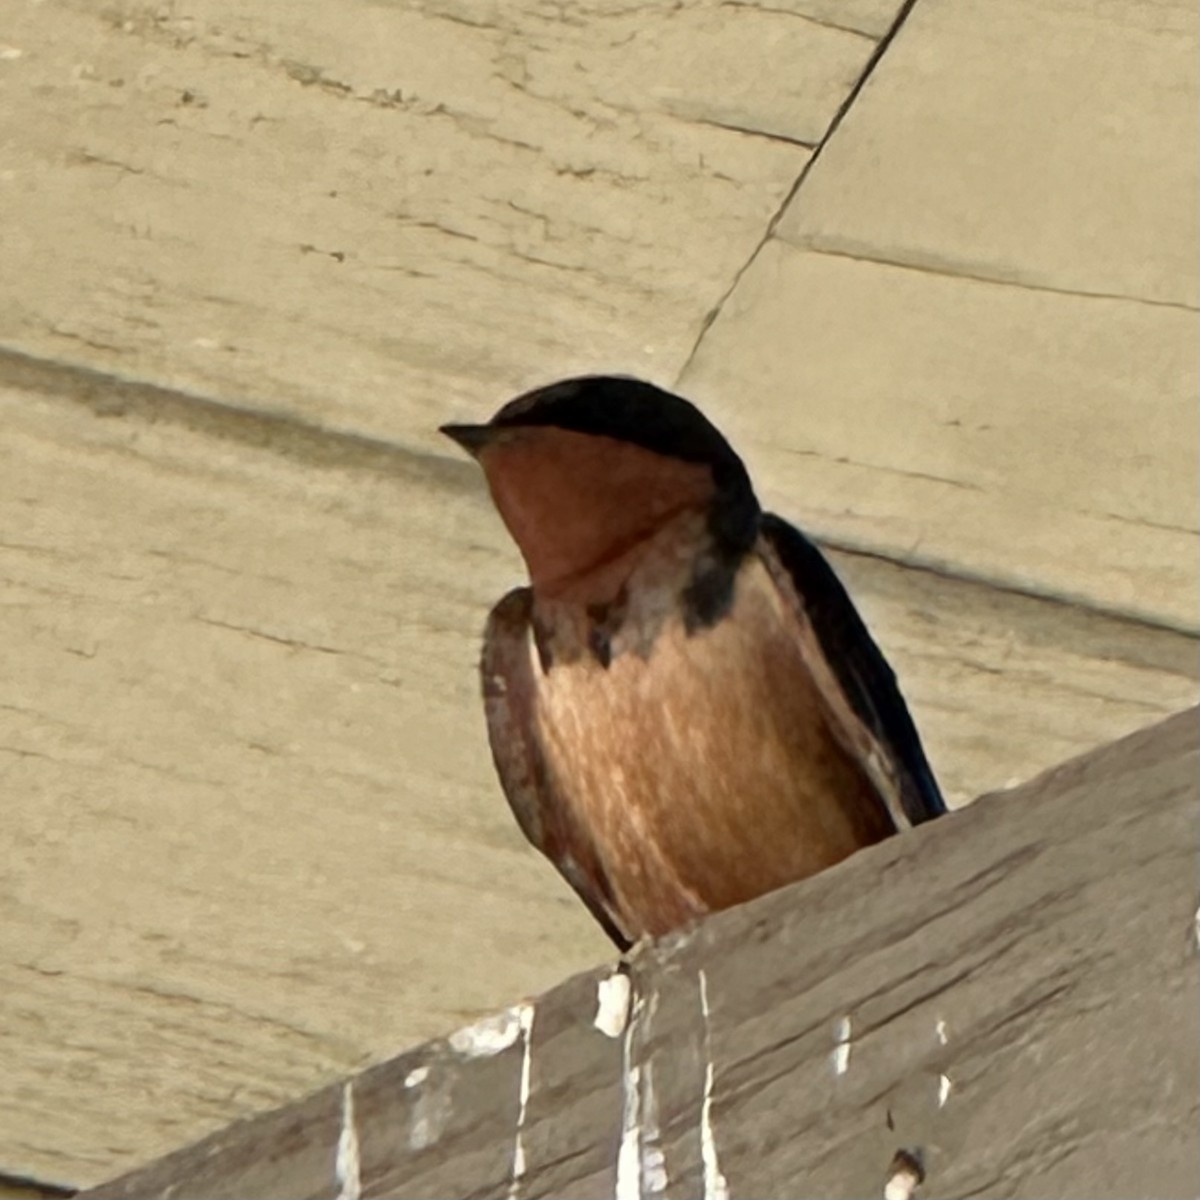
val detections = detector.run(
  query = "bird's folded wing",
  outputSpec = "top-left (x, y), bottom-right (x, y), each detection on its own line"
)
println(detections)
top-left (758, 514), bottom-right (947, 828)
top-left (481, 588), bottom-right (633, 949)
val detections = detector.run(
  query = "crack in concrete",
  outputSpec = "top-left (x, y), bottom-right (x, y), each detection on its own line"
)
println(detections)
top-left (1095, 507), bottom-right (1197, 536)
top-left (12, 962), bottom-right (359, 1057)
top-left (716, 0), bottom-right (878, 41)
top-left (193, 614), bottom-right (345, 656)
top-left (681, 114), bottom-right (817, 149)
top-left (781, 444), bottom-right (985, 493)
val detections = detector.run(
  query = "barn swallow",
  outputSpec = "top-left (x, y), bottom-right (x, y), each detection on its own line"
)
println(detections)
top-left (442, 375), bottom-right (945, 950)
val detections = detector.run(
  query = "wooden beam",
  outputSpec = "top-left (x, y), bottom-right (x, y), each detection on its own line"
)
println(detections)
top-left (82, 708), bottom-right (1200, 1200)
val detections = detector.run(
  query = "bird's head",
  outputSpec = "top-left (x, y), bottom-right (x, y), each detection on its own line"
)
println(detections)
top-left (441, 376), bottom-right (760, 600)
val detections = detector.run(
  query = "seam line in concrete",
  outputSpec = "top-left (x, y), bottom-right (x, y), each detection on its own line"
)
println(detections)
top-left (788, 242), bottom-right (1200, 314)
top-left (0, 343), bottom-right (469, 490)
top-left (679, 0), bottom-right (923, 374)
top-left (813, 534), bottom-right (1200, 643)
top-left (3, 342), bottom-right (1194, 643)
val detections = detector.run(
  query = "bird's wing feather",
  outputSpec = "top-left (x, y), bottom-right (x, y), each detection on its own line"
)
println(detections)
top-left (481, 588), bottom-right (633, 949)
top-left (759, 514), bottom-right (947, 826)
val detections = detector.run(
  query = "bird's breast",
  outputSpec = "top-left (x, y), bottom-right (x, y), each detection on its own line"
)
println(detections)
top-left (529, 553), bottom-right (893, 940)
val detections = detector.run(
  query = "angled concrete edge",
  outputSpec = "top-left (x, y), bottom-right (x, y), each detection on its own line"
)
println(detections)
top-left (80, 708), bottom-right (1200, 1200)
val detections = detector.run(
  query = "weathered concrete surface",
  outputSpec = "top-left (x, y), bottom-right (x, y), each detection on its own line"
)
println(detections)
top-left (79, 710), bottom-right (1200, 1200)
top-left (684, 245), bottom-right (1198, 631)
top-left (0, 6), bottom-right (917, 1184)
top-left (0, 0), bottom-right (881, 437)
top-left (2, 372), bottom-right (1195, 1189)
top-left (683, 0), bottom-right (1200, 630)
top-left (1, 0), bottom-right (1197, 1190)
top-left (779, 0), bottom-right (1199, 307)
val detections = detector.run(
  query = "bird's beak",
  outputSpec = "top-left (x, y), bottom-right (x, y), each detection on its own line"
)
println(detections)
top-left (439, 423), bottom-right (496, 459)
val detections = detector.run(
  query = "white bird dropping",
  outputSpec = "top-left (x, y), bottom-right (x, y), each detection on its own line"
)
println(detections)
top-left (595, 969), bottom-right (633, 1039)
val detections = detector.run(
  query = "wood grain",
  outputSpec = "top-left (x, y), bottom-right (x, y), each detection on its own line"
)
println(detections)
top-left (80, 709), bottom-right (1200, 1200)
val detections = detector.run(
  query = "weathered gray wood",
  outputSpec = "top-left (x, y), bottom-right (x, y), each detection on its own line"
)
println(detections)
top-left (81, 709), bottom-right (1200, 1200)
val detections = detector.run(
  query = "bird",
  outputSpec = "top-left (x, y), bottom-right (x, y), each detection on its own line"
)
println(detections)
top-left (442, 375), bottom-right (945, 950)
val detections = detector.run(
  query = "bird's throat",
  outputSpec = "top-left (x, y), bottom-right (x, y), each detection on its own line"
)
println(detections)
top-left (528, 507), bottom-right (719, 671)
top-left (476, 426), bottom-right (716, 596)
